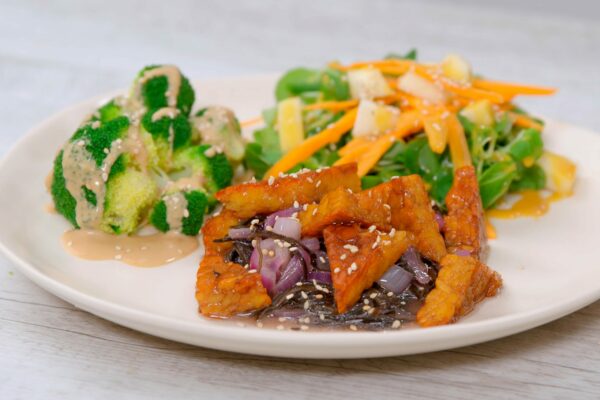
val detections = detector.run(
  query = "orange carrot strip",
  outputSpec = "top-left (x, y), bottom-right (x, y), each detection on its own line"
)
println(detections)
top-left (510, 112), bottom-right (544, 131)
top-left (473, 79), bottom-right (557, 97)
top-left (265, 108), bottom-right (359, 178)
top-left (355, 111), bottom-right (423, 176)
top-left (441, 81), bottom-right (506, 103)
top-left (338, 136), bottom-right (371, 157)
top-left (240, 116), bottom-right (263, 128)
top-left (485, 216), bottom-right (497, 239)
top-left (446, 114), bottom-right (472, 169)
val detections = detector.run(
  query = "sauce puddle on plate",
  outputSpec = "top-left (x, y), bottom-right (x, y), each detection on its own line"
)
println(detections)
top-left (62, 229), bottom-right (199, 267)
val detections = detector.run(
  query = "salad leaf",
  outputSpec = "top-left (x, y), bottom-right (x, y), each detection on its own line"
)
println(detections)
top-left (320, 68), bottom-right (350, 101)
top-left (510, 164), bottom-right (546, 192)
top-left (275, 68), bottom-right (322, 101)
top-left (385, 48), bottom-right (418, 61)
top-left (478, 161), bottom-right (518, 208)
top-left (505, 128), bottom-right (543, 164)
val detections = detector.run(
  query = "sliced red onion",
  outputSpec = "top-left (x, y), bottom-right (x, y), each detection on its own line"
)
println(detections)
top-left (301, 237), bottom-right (320, 252)
top-left (228, 226), bottom-right (253, 240)
top-left (273, 217), bottom-right (301, 240)
top-left (401, 246), bottom-right (430, 285)
top-left (254, 238), bottom-right (291, 294)
top-left (453, 248), bottom-right (472, 257)
top-left (378, 265), bottom-right (413, 294)
top-left (434, 211), bottom-right (445, 232)
top-left (307, 270), bottom-right (332, 285)
top-left (273, 256), bottom-right (305, 296)
top-left (264, 207), bottom-right (300, 228)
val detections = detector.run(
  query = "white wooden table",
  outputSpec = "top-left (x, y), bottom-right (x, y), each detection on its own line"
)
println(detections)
top-left (1, 1), bottom-right (599, 398)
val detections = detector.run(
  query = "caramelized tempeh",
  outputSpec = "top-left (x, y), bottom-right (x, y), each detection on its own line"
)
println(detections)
top-left (444, 166), bottom-right (487, 260)
top-left (324, 225), bottom-right (413, 313)
top-left (416, 254), bottom-right (502, 327)
top-left (196, 210), bottom-right (271, 317)
top-left (215, 164), bottom-right (361, 219)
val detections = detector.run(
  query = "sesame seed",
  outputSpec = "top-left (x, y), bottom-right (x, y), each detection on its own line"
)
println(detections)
top-left (251, 219), bottom-right (259, 225)
top-left (265, 225), bottom-right (273, 231)
top-left (389, 228), bottom-right (396, 237)
top-left (307, 177), bottom-right (313, 183)
top-left (278, 317), bottom-right (286, 322)
top-left (114, 254), bottom-right (122, 260)
top-left (304, 301), bottom-right (310, 310)
top-left (319, 313), bottom-right (325, 321)
top-left (300, 325), bottom-right (309, 331)
top-left (268, 176), bottom-right (275, 185)
top-left (261, 249), bottom-right (268, 255)
top-left (276, 325), bottom-right (284, 330)
top-left (349, 325), bottom-right (358, 331)
top-left (302, 204), bottom-right (308, 211)
top-left (383, 204), bottom-right (391, 210)
top-left (387, 291), bottom-right (394, 297)
top-left (347, 188), bottom-right (353, 194)
top-left (183, 209), bottom-right (190, 218)
top-left (312, 208), bottom-right (318, 216)
top-left (369, 293), bottom-right (378, 299)
top-left (368, 225), bottom-right (376, 232)
top-left (350, 262), bottom-right (357, 271)
top-left (251, 239), bottom-right (257, 247)
top-left (363, 299), bottom-right (370, 305)
top-left (301, 291), bottom-right (308, 299)
top-left (257, 321), bottom-right (263, 328)
top-left (340, 254), bottom-right (347, 260)
top-left (295, 282), bottom-right (303, 287)
top-left (371, 242), bottom-right (378, 249)
top-left (334, 267), bottom-right (341, 273)
top-left (362, 305), bottom-right (371, 311)
top-left (392, 320), bottom-right (401, 329)
top-left (293, 200), bottom-right (300, 208)
top-left (315, 294), bottom-right (323, 299)
top-left (286, 293), bottom-right (294, 300)
top-left (268, 250), bottom-right (275, 257)
top-left (289, 246), bottom-right (298, 251)
top-left (316, 180), bottom-right (321, 187)
top-left (319, 256), bottom-right (326, 263)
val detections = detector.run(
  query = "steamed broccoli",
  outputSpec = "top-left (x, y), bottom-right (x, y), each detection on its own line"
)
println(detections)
top-left (89, 99), bottom-right (125, 123)
top-left (150, 190), bottom-right (208, 236)
top-left (102, 155), bottom-right (158, 234)
top-left (191, 106), bottom-right (246, 162)
top-left (134, 65), bottom-right (195, 116)
top-left (141, 108), bottom-right (191, 170)
top-left (51, 150), bottom-right (78, 228)
top-left (172, 144), bottom-right (234, 194)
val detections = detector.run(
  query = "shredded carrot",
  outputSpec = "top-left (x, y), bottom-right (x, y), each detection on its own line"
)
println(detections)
top-left (338, 136), bottom-right (371, 157)
top-left (265, 108), bottom-right (359, 178)
top-left (446, 114), bottom-right (472, 169)
top-left (473, 79), bottom-right (556, 97)
top-left (240, 116), bottom-right (263, 128)
top-left (334, 141), bottom-right (373, 167)
top-left (355, 111), bottom-right (423, 176)
top-left (510, 112), bottom-right (544, 131)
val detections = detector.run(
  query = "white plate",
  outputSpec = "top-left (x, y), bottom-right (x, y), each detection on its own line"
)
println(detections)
top-left (1, 75), bottom-right (600, 359)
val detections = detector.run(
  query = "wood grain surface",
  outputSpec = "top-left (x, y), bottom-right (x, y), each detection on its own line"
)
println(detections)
top-left (1, 1), bottom-right (599, 399)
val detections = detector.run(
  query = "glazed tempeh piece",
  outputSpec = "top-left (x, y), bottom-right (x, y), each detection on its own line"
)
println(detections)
top-left (444, 166), bottom-right (487, 260)
top-left (416, 254), bottom-right (502, 327)
top-left (324, 224), bottom-right (413, 313)
top-left (215, 164), bottom-right (361, 219)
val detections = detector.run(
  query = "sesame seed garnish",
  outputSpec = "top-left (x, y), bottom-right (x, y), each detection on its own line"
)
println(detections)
top-left (316, 180), bottom-right (321, 187)
top-left (183, 209), bottom-right (190, 218)
top-left (369, 293), bottom-right (378, 299)
top-left (383, 204), bottom-right (391, 210)
top-left (251, 239), bottom-right (257, 247)
top-left (276, 325), bottom-right (284, 330)
top-left (312, 208), bottom-right (318, 216)
top-left (302, 204), bottom-right (308, 211)
top-left (319, 256), bottom-right (326, 263)
top-left (315, 294), bottom-right (323, 299)
top-left (77, 140), bottom-right (85, 146)
top-left (301, 291), bottom-right (308, 299)
top-left (349, 325), bottom-right (358, 331)
top-left (300, 325), bottom-right (309, 331)
top-left (392, 320), bottom-right (401, 329)
top-left (114, 254), bottom-right (122, 260)
top-left (364, 299), bottom-right (370, 305)
top-left (319, 313), bottom-right (325, 321)
top-left (268, 176), bottom-right (275, 185)
top-left (307, 177), bottom-right (313, 183)
top-left (257, 322), bottom-right (263, 328)
top-left (340, 254), bottom-right (347, 260)
top-left (304, 301), bottom-right (310, 310)
top-left (347, 188), bottom-right (353, 194)
top-left (389, 228), bottom-right (396, 237)
top-left (387, 291), bottom-right (394, 297)
top-left (278, 317), bottom-right (286, 322)
top-left (268, 250), bottom-right (275, 257)
top-left (362, 305), bottom-right (371, 311)
top-left (371, 242), bottom-right (378, 249)
top-left (265, 225), bottom-right (273, 231)
top-left (368, 225), bottom-right (376, 232)
top-left (350, 262), bottom-right (358, 271)
top-left (261, 249), bottom-right (268, 255)
top-left (293, 200), bottom-right (300, 208)
top-left (286, 293), bottom-right (294, 300)
top-left (295, 282), bottom-right (303, 287)
top-left (334, 267), bottom-right (341, 273)
top-left (289, 246), bottom-right (298, 251)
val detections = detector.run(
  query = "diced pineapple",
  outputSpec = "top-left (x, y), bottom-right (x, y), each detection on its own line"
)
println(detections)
top-left (539, 151), bottom-right (577, 196)
top-left (347, 68), bottom-right (394, 100)
top-left (397, 72), bottom-right (446, 104)
top-left (276, 97), bottom-right (304, 153)
top-left (352, 100), bottom-right (400, 138)
top-left (441, 54), bottom-right (472, 84)
top-left (460, 100), bottom-right (494, 127)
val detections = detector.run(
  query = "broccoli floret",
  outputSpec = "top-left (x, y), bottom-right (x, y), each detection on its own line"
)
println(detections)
top-left (191, 106), bottom-right (246, 162)
top-left (70, 116), bottom-right (130, 166)
top-left (150, 190), bottom-right (208, 236)
top-left (51, 150), bottom-right (78, 228)
top-left (102, 155), bottom-right (158, 234)
top-left (141, 108), bottom-right (191, 170)
top-left (89, 99), bottom-right (125, 123)
top-left (172, 145), bottom-right (234, 194)
top-left (134, 65), bottom-right (195, 116)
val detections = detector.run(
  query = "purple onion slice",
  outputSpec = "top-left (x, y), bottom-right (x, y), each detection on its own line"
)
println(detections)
top-left (228, 226), bottom-right (253, 240)
top-left (273, 217), bottom-right (301, 240)
top-left (401, 246), bottom-right (430, 285)
top-left (307, 270), bottom-right (332, 285)
top-left (264, 207), bottom-right (300, 228)
top-left (273, 256), bottom-right (305, 296)
top-left (378, 265), bottom-right (412, 294)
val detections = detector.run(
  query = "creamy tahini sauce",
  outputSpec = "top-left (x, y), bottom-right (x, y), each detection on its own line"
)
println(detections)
top-left (135, 65), bottom-right (182, 108)
top-left (151, 107), bottom-right (180, 122)
top-left (163, 191), bottom-right (188, 232)
top-left (62, 133), bottom-right (124, 229)
top-left (62, 229), bottom-right (199, 267)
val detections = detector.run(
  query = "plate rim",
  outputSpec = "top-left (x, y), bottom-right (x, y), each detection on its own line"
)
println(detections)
top-left (1, 76), bottom-right (599, 359)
